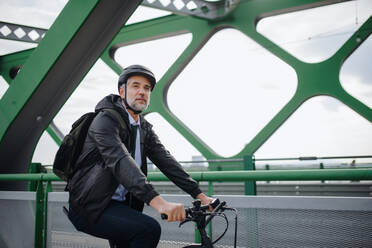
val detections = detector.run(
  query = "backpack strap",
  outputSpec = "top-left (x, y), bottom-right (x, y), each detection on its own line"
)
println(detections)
top-left (102, 108), bottom-right (126, 129)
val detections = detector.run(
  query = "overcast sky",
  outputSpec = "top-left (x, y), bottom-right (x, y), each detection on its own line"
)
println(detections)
top-left (0, 0), bottom-right (371, 166)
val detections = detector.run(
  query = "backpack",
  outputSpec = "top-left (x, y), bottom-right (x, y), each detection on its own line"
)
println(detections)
top-left (53, 108), bottom-right (125, 181)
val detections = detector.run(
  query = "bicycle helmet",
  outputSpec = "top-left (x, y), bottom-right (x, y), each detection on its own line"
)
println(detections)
top-left (118, 64), bottom-right (156, 92)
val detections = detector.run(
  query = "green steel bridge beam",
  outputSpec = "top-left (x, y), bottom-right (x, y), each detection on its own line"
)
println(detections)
top-left (0, 49), bottom-right (64, 145)
top-left (0, 0), bottom-right (371, 185)
top-left (0, 0), bottom-right (142, 190)
top-left (100, 0), bottom-right (372, 165)
top-left (0, 21), bottom-right (47, 43)
top-left (141, 0), bottom-right (240, 20)
top-left (0, 0), bottom-right (238, 146)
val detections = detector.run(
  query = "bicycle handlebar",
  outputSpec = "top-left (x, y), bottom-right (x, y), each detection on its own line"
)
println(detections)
top-left (161, 198), bottom-right (237, 248)
top-left (160, 198), bottom-right (220, 220)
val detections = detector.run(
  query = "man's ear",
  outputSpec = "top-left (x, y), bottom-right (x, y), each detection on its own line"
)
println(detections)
top-left (119, 86), bottom-right (125, 98)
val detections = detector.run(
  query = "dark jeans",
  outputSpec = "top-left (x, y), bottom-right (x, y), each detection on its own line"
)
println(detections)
top-left (68, 200), bottom-right (161, 248)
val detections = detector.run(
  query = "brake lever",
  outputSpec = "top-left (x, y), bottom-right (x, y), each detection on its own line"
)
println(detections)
top-left (179, 217), bottom-right (192, 227)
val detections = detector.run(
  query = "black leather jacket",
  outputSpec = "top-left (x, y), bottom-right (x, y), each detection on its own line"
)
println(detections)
top-left (68, 94), bottom-right (201, 223)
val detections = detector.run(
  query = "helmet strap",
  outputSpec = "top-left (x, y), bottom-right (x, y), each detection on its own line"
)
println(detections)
top-left (122, 84), bottom-right (142, 115)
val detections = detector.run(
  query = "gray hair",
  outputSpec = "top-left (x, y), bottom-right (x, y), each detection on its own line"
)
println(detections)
top-left (120, 78), bottom-right (130, 91)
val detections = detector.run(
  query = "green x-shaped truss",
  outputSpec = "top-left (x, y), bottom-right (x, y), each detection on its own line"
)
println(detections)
top-left (0, 0), bottom-right (371, 180)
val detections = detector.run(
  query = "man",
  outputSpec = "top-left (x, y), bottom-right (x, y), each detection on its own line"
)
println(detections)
top-left (67, 65), bottom-right (213, 247)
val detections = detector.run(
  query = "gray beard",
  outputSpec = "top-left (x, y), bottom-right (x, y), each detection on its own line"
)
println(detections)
top-left (127, 97), bottom-right (150, 112)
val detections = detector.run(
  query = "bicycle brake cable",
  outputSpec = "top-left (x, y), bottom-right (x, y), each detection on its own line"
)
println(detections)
top-left (211, 213), bottom-right (228, 245)
top-left (222, 207), bottom-right (238, 248)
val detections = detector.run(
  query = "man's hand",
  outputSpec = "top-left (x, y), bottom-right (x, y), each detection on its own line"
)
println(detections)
top-left (149, 195), bottom-right (185, 222)
top-left (196, 193), bottom-right (215, 211)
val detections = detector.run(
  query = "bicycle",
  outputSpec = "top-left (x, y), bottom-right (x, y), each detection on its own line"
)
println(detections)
top-left (161, 198), bottom-right (238, 248)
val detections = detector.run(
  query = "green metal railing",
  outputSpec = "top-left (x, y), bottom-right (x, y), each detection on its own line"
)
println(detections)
top-left (1, 168), bottom-right (372, 248)
top-left (1, 168), bottom-right (371, 182)
top-left (149, 169), bottom-right (372, 182)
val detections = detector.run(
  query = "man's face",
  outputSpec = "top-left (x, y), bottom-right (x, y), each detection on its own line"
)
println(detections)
top-left (121, 75), bottom-right (151, 112)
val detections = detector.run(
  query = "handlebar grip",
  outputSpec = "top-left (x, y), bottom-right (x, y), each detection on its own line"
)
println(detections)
top-left (210, 198), bottom-right (220, 209)
top-left (161, 213), bottom-right (168, 220)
